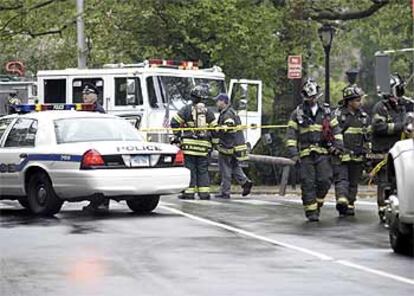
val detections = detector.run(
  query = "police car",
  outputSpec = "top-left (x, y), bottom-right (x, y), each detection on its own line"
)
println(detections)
top-left (385, 113), bottom-right (414, 256)
top-left (0, 104), bottom-right (190, 215)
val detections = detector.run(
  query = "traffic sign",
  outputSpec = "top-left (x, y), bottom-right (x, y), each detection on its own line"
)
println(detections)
top-left (288, 55), bottom-right (302, 79)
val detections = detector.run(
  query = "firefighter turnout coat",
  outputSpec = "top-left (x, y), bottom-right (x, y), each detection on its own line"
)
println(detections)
top-left (286, 102), bottom-right (343, 159)
top-left (215, 105), bottom-right (248, 161)
top-left (286, 102), bottom-right (343, 215)
top-left (371, 99), bottom-right (406, 153)
top-left (170, 102), bottom-right (216, 198)
top-left (171, 103), bottom-right (216, 157)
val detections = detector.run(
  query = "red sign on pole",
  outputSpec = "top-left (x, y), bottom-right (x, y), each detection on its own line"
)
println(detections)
top-left (288, 55), bottom-right (302, 79)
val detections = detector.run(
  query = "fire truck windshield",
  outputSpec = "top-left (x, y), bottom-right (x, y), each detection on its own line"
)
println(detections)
top-left (157, 76), bottom-right (226, 110)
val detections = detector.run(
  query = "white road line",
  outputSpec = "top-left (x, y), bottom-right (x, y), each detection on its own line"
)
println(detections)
top-left (160, 205), bottom-right (414, 286)
top-left (160, 205), bottom-right (333, 261)
top-left (336, 260), bottom-right (414, 286)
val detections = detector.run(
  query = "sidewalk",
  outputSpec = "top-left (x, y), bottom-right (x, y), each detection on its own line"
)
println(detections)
top-left (210, 185), bottom-right (377, 200)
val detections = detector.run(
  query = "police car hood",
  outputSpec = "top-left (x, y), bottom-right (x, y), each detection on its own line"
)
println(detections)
top-left (52, 141), bottom-right (179, 156)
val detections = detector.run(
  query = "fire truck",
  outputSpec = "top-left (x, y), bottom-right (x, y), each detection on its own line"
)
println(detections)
top-left (36, 59), bottom-right (262, 148)
top-left (0, 76), bottom-right (36, 115)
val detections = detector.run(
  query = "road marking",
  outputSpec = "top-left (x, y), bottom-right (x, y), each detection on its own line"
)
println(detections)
top-left (160, 205), bottom-right (333, 261)
top-left (160, 205), bottom-right (414, 286)
top-left (336, 260), bottom-right (414, 285)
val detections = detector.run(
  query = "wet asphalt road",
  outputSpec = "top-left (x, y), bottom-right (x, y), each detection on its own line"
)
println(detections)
top-left (0, 194), bottom-right (413, 296)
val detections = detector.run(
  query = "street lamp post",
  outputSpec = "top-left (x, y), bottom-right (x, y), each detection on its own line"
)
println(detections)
top-left (318, 24), bottom-right (335, 105)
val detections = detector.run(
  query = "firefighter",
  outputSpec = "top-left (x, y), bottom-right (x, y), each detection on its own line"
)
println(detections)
top-left (170, 85), bottom-right (216, 200)
top-left (6, 91), bottom-right (22, 114)
top-left (371, 73), bottom-right (407, 222)
top-left (333, 85), bottom-right (371, 217)
top-left (81, 84), bottom-right (109, 213)
top-left (286, 78), bottom-right (343, 222)
top-left (213, 93), bottom-right (252, 199)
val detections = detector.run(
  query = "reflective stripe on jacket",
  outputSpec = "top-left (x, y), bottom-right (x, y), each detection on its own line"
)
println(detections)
top-left (214, 105), bottom-right (248, 161)
top-left (170, 103), bottom-right (216, 157)
top-left (285, 102), bottom-right (343, 158)
top-left (371, 99), bottom-right (405, 153)
top-left (336, 107), bottom-right (371, 162)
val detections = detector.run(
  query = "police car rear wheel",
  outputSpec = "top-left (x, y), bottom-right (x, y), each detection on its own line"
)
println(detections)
top-left (126, 195), bottom-right (160, 214)
top-left (27, 172), bottom-right (63, 216)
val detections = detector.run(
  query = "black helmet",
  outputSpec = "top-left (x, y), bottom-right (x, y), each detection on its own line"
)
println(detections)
top-left (301, 78), bottom-right (320, 99)
top-left (390, 73), bottom-right (405, 98)
top-left (343, 84), bottom-right (365, 102)
top-left (190, 84), bottom-right (209, 102)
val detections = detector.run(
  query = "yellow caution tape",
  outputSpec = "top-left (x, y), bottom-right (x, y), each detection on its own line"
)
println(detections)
top-left (368, 157), bottom-right (388, 186)
top-left (140, 124), bottom-right (288, 133)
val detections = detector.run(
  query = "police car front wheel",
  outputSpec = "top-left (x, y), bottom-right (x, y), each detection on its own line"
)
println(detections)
top-left (27, 172), bottom-right (63, 216)
top-left (126, 195), bottom-right (160, 214)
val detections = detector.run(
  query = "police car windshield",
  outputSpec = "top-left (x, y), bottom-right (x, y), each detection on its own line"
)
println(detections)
top-left (158, 76), bottom-right (225, 110)
top-left (54, 118), bottom-right (143, 144)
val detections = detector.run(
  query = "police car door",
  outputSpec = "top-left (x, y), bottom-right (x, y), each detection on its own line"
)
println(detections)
top-left (0, 118), bottom-right (38, 196)
top-left (0, 116), bottom-right (17, 196)
top-left (228, 79), bottom-right (262, 148)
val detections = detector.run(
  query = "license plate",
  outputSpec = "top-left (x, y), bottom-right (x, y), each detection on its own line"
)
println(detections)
top-left (130, 155), bottom-right (149, 167)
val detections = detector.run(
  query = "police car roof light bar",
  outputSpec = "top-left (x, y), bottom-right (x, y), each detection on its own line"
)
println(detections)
top-left (13, 103), bottom-right (96, 114)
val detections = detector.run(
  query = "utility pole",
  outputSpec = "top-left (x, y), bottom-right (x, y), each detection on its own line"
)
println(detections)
top-left (76, 0), bottom-right (87, 68)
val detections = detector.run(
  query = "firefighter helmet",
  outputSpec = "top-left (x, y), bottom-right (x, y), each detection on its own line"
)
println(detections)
top-left (343, 84), bottom-right (365, 102)
top-left (190, 84), bottom-right (209, 103)
top-left (301, 78), bottom-right (320, 99)
top-left (390, 73), bottom-right (405, 98)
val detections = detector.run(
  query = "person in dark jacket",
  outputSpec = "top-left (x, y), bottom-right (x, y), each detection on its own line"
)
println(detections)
top-left (333, 85), bottom-right (371, 217)
top-left (170, 85), bottom-right (216, 200)
top-left (213, 93), bottom-right (252, 199)
top-left (286, 78), bottom-right (343, 222)
top-left (82, 83), bottom-right (105, 113)
top-left (81, 84), bottom-right (109, 213)
top-left (371, 73), bottom-right (407, 222)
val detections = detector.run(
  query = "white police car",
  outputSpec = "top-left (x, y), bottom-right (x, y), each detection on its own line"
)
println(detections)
top-left (0, 105), bottom-right (190, 215)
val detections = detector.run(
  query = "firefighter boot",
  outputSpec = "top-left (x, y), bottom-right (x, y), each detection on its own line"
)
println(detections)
top-left (336, 197), bottom-right (349, 217)
top-left (378, 207), bottom-right (387, 224)
top-left (316, 198), bottom-right (324, 214)
top-left (242, 180), bottom-right (253, 196)
top-left (346, 204), bottom-right (355, 216)
top-left (306, 210), bottom-right (320, 222)
top-left (82, 198), bottom-right (109, 214)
